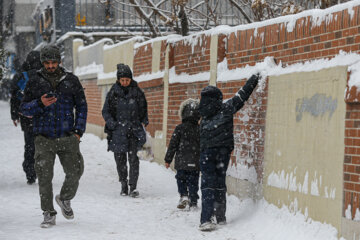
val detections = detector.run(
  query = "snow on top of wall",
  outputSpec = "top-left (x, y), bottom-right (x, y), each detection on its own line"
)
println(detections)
top-left (348, 60), bottom-right (360, 89)
top-left (78, 38), bottom-right (114, 52)
top-left (104, 36), bottom-right (144, 51)
top-left (135, 71), bottom-right (165, 83)
top-left (73, 38), bottom-right (84, 43)
top-left (98, 70), bottom-right (116, 80)
top-left (168, 67), bottom-right (209, 84)
top-left (57, 31), bottom-right (84, 43)
top-left (74, 62), bottom-right (103, 77)
top-left (217, 51), bottom-right (360, 93)
top-left (134, 35), bottom-right (170, 49)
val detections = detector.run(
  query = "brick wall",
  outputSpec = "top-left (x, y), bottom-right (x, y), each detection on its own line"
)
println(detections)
top-left (138, 79), bottom-right (164, 137)
top-left (82, 79), bottom-right (104, 126)
top-left (166, 82), bottom-right (208, 143)
top-left (226, 7), bottom-right (360, 69)
top-left (172, 35), bottom-right (212, 75)
top-left (133, 43), bottom-right (153, 76)
top-left (344, 103), bottom-right (360, 219)
top-left (218, 80), bottom-right (268, 182)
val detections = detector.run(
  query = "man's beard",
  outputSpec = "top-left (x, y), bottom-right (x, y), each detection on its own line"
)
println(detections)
top-left (46, 67), bottom-right (56, 73)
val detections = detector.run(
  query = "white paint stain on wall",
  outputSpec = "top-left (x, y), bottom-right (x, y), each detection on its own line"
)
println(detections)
top-left (267, 170), bottom-right (336, 199)
top-left (311, 172), bottom-right (320, 196)
top-left (345, 204), bottom-right (352, 220)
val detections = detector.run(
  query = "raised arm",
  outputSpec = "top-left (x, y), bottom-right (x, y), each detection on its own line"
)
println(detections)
top-left (226, 74), bottom-right (259, 114)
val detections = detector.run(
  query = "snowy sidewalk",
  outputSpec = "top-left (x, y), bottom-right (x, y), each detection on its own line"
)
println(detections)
top-left (0, 101), bottom-right (341, 240)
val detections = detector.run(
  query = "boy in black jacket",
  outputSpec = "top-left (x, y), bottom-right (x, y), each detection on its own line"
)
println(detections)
top-left (164, 98), bottom-right (201, 210)
top-left (198, 74), bottom-right (259, 231)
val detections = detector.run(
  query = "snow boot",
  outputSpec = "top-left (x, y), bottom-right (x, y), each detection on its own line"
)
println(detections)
top-left (55, 195), bottom-right (74, 220)
top-left (40, 211), bottom-right (56, 228)
top-left (27, 178), bottom-right (36, 185)
top-left (129, 189), bottom-right (139, 198)
top-left (120, 181), bottom-right (129, 196)
top-left (177, 196), bottom-right (189, 209)
top-left (189, 201), bottom-right (198, 210)
top-left (199, 222), bottom-right (216, 231)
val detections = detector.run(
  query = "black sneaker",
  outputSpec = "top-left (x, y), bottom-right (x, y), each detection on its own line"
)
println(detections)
top-left (129, 189), bottom-right (139, 198)
top-left (55, 195), bottom-right (74, 220)
top-left (189, 202), bottom-right (198, 210)
top-left (40, 211), bottom-right (56, 228)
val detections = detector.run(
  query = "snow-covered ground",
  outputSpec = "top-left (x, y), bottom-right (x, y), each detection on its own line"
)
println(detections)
top-left (0, 101), bottom-right (342, 240)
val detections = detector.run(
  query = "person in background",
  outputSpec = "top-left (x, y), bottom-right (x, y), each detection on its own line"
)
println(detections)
top-left (102, 63), bottom-right (148, 198)
top-left (10, 50), bottom-right (42, 185)
top-left (164, 98), bottom-right (201, 210)
top-left (198, 74), bottom-right (259, 231)
top-left (20, 45), bottom-right (87, 228)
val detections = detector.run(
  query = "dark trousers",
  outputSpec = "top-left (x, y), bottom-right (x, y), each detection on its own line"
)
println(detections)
top-left (200, 147), bottom-right (231, 224)
top-left (114, 140), bottom-right (139, 191)
top-left (175, 170), bottom-right (199, 203)
top-left (34, 135), bottom-right (84, 215)
top-left (23, 130), bottom-right (36, 181)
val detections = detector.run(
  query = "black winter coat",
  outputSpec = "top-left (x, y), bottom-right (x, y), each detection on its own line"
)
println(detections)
top-left (10, 70), bottom-right (38, 131)
top-left (199, 74), bottom-right (259, 151)
top-left (164, 118), bottom-right (200, 171)
top-left (10, 51), bottom-right (42, 132)
top-left (102, 80), bottom-right (148, 153)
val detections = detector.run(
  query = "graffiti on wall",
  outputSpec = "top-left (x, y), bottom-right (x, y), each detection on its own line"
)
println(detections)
top-left (296, 94), bottom-right (337, 122)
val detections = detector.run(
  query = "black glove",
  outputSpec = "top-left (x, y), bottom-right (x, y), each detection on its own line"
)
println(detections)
top-left (237, 74), bottom-right (259, 102)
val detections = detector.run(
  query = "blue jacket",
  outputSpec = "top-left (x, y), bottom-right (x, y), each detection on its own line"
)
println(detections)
top-left (20, 68), bottom-right (87, 138)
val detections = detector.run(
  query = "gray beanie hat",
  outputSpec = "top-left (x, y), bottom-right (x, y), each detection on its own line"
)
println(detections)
top-left (40, 45), bottom-right (61, 63)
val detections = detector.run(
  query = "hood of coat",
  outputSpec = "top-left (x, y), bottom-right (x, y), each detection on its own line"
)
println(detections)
top-left (199, 85), bottom-right (223, 118)
top-left (22, 51), bottom-right (42, 71)
top-left (179, 98), bottom-right (200, 121)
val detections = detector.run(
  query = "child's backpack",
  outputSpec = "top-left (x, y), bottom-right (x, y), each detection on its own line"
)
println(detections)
top-left (16, 71), bottom-right (29, 100)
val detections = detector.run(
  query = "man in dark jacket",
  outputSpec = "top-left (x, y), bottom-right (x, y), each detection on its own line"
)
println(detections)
top-left (164, 98), bottom-right (201, 210)
top-left (20, 45), bottom-right (87, 228)
top-left (102, 63), bottom-right (148, 198)
top-left (10, 50), bottom-right (42, 184)
top-left (198, 74), bottom-right (259, 231)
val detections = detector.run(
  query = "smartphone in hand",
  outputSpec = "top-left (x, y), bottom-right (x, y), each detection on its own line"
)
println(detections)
top-left (45, 92), bottom-right (56, 98)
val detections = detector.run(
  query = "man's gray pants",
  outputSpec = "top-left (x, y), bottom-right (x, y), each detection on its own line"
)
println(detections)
top-left (34, 134), bottom-right (84, 215)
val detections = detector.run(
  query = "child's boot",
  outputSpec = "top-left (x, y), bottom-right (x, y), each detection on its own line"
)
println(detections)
top-left (177, 196), bottom-right (189, 209)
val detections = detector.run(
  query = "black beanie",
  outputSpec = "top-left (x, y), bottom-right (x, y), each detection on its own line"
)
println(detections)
top-left (22, 50), bottom-right (42, 71)
top-left (200, 85), bottom-right (223, 100)
top-left (40, 45), bottom-right (61, 63)
top-left (116, 64), bottom-right (133, 80)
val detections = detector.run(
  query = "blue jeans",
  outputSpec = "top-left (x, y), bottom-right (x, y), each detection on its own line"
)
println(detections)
top-left (176, 170), bottom-right (199, 204)
top-left (200, 147), bottom-right (231, 224)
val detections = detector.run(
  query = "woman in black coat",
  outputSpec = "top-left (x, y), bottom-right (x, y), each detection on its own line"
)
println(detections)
top-left (102, 64), bottom-right (148, 198)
